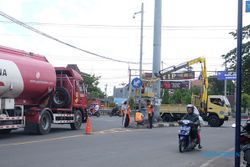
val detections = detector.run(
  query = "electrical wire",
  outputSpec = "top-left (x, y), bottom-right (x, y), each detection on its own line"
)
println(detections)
top-left (0, 11), bottom-right (138, 64)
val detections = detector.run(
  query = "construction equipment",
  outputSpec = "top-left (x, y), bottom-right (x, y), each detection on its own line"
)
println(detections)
top-left (158, 57), bottom-right (231, 127)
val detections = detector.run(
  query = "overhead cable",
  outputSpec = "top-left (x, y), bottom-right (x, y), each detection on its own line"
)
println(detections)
top-left (0, 11), bottom-right (138, 64)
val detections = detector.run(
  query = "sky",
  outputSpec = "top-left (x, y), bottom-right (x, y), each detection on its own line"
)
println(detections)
top-left (0, 0), bottom-right (249, 96)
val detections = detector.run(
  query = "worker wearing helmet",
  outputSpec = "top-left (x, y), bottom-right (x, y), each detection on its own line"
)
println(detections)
top-left (182, 104), bottom-right (202, 149)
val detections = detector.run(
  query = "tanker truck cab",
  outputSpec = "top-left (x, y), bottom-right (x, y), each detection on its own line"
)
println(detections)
top-left (206, 95), bottom-right (231, 127)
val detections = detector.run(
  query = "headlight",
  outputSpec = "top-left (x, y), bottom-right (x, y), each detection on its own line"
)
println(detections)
top-left (219, 111), bottom-right (224, 115)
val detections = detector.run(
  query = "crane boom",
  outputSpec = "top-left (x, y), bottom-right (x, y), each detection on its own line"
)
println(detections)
top-left (158, 57), bottom-right (208, 109)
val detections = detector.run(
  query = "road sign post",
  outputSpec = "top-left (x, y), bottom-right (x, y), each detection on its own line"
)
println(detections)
top-left (235, 0), bottom-right (243, 166)
top-left (246, 0), bottom-right (250, 12)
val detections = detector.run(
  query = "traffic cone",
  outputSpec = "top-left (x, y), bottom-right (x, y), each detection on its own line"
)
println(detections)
top-left (85, 117), bottom-right (92, 135)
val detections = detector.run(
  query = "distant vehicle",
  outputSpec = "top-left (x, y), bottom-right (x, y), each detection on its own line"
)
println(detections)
top-left (0, 45), bottom-right (88, 135)
top-left (109, 105), bottom-right (122, 117)
top-left (88, 103), bottom-right (101, 117)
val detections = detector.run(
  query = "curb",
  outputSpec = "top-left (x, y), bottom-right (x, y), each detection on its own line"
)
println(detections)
top-left (128, 122), bottom-right (179, 129)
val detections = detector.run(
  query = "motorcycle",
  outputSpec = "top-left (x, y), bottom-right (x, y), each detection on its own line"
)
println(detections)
top-left (178, 120), bottom-right (200, 153)
top-left (240, 120), bottom-right (250, 167)
top-left (109, 106), bottom-right (122, 117)
top-left (88, 104), bottom-right (101, 117)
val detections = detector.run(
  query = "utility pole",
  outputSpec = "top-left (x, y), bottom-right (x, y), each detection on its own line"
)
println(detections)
top-left (152, 0), bottom-right (162, 119)
top-left (104, 84), bottom-right (108, 108)
top-left (224, 58), bottom-right (227, 97)
top-left (128, 67), bottom-right (132, 99)
top-left (133, 2), bottom-right (144, 111)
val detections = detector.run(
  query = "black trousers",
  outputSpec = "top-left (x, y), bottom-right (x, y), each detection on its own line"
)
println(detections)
top-left (148, 112), bottom-right (154, 128)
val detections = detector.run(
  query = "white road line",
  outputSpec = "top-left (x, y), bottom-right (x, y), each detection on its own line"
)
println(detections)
top-left (0, 128), bottom-right (136, 148)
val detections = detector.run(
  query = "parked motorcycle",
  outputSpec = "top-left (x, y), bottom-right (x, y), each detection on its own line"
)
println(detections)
top-left (109, 106), bottom-right (122, 117)
top-left (234, 120), bottom-right (250, 167)
top-left (178, 120), bottom-right (200, 153)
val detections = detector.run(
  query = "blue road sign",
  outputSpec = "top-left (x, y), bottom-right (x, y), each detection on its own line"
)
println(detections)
top-left (217, 71), bottom-right (237, 80)
top-left (246, 1), bottom-right (250, 12)
top-left (131, 77), bottom-right (142, 88)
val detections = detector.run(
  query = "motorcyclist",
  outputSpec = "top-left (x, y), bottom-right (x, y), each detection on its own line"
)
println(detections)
top-left (181, 104), bottom-right (202, 149)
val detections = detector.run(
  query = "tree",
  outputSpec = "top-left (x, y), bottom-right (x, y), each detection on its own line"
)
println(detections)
top-left (162, 89), bottom-right (191, 104)
top-left (222, 24), bottom-right (250, 93)
top-left (161, 89), bottom-right (170, 104)
top-left (82, 74), bottom-right (105, 98)
top-left (208, 76), bottom-right (235, 95)
top-left (242, 93), bottom-right (250, 111)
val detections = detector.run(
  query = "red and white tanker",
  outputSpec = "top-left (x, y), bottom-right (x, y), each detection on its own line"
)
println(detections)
top-left (0, 45), bottom-right (88, 134)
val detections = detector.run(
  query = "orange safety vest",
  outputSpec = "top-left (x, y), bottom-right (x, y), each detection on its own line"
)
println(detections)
top-left (135, 112), bottom-right (143, 122)
top-left (147, 104), bottom-right (154, 115)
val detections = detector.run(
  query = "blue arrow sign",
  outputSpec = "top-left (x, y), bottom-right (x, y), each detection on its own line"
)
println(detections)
top-left (131, 77), bottom-right (142, 88)
top-left (246, 1), bottom-right (250, 12)
top-left (217, 71), bottom-right (237, 80)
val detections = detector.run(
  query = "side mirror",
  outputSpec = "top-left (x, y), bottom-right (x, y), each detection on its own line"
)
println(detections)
top-left (221, 100), bottom-right (225, 106)
top-left (232, 123), bottom-right (236, 128)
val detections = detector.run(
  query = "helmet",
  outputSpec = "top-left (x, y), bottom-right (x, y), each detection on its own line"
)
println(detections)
top-left (186, 104), bottom-right (194, 113)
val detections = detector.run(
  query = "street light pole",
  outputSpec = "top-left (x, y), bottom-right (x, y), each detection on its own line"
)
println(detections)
top-left (133, 2), bottom-right (144, 111)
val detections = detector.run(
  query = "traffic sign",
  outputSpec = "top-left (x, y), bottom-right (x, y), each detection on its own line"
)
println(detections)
top-left (217, 71), bottom-right (237, 80)
top-left (246, 1), bottom-right (250, 12)
top-left (131, 77), bottom-right (142, 88)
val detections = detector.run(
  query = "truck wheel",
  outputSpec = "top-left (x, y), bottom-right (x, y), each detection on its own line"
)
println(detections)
top-left (37, 110), bottom-right (52, 135)
top-left (219, 120), bottom-right (224, 126)
top-left (208, 115), bottom-right (221, 127)
top-left (70, 110), bottom-right (82, 130)
top-left (162, 114), bottom-right (174, 122)
top-left (95, 111), bottom-right (101, 117)
top-left (82, 110), bottom-right (88, 123)
top-left (0, 129), bottom-right (12, 134)
top-left (52, 87), bottom-right (71, 108)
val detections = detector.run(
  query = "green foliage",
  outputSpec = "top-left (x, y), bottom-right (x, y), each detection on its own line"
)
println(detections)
top-left (242, 93), bottom-right (250, 110)
top-left (208, 76), bottom-right (235, 95)
top-left (190, 86), bottom-right (201, 96)
top-left (222, 24), bottom-right (250, 93)
top-left (162, 89), bottom-right (191, 104)
top-left (129, 97), bottom-right (135, 110)
top-left (162, 90), bottom-right (170, 104)
top-left (82, 74), bottom-right (105, 98)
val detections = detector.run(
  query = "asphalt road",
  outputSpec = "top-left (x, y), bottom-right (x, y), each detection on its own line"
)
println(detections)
top-left (0, 116), bottom-right (236, 167)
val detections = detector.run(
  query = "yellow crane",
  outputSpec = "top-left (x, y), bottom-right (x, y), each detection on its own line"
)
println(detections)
top-left (158, 57), bottom-right (231, 127)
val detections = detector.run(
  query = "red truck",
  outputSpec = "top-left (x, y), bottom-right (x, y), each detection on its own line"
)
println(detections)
top-left (0, 45), bottom-right (88, 135)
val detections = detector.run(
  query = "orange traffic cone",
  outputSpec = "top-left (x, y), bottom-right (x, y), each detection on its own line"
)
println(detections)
top-left (85, 117), bottom-right (92, 135)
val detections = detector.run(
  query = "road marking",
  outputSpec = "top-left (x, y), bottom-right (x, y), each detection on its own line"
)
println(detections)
top-left (199, 147), bottom-right (234, 167)
top-left (0, 128), bottom-right (137, 148)
top-left (0, 134), bottom-right (83, 148)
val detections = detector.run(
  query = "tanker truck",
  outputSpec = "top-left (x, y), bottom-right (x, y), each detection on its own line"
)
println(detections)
top-left (0, 45), bottom-right (88, 135)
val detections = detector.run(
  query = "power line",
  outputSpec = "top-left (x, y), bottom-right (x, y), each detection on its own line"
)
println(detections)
top-left (0, 11), bottom-right (138, 65)
top-left (0, 20), bottom-right (236, 30)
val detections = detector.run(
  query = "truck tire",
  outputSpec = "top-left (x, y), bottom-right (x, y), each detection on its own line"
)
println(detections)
top-left (37, 110), bottom-right (52, 135)
top-left (52, 87), bottom-right (71, 108)
top-left (162, 114), bottom-right (174, 122)
top-left (219, 120), bottom-right (224, 126)
top-left (208, 115), bottom-right (221, 127)
top-left (82, 110), bottom-right (88, 123)
top-left (70, 110), bottom-right (82, 130)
